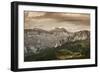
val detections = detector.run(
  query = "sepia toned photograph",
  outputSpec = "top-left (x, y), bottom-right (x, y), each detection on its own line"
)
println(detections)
top-left (24, 11), bottom-right (90, 62)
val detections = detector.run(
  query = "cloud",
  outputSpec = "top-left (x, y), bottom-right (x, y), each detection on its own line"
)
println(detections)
top-left (25, 11), bottom-right (46, 17)
top-left (24, 11), bottom-right (90, 32)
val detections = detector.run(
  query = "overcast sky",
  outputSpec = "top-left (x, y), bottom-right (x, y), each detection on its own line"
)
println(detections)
top-left (24, 11), bottom-right (90, 32)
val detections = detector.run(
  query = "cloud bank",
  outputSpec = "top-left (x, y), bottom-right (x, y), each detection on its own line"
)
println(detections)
top-left (24, 11), bottom-right (90, 32)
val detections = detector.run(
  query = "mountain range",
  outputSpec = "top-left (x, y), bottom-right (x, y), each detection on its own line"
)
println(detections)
top-left (24, 28), bottom-right (90, 58)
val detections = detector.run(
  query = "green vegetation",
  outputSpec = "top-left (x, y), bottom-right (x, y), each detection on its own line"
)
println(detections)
top-left (24, 40), bottom-right (90, 62)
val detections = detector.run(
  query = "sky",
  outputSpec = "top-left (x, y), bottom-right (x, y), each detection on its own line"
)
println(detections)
top-left (24, 11), bottom-right (90, 32)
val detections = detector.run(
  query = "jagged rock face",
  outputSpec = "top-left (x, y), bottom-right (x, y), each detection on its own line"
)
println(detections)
top-left (24, 28), bottom-right (90, 56)
top-left (70, 30), bottom-right (90, 42)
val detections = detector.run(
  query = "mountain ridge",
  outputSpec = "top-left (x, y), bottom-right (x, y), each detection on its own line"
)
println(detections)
top-left (24, 28), bottom-right (90, 57)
